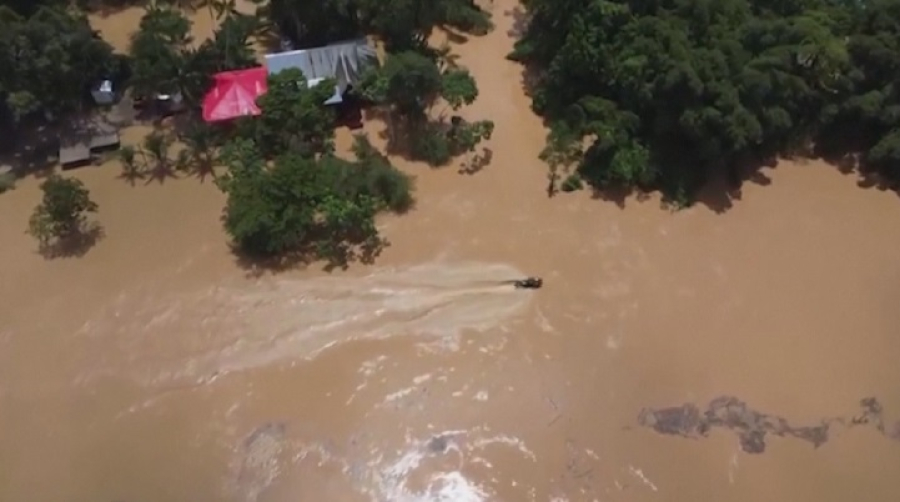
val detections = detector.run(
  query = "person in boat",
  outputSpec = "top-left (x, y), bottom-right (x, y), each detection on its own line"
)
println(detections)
top-left (514, 277), bottom-right (543, 289)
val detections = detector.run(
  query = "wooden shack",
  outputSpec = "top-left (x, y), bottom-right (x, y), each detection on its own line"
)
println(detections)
top-left (59, 121), bottom-right (120, 169)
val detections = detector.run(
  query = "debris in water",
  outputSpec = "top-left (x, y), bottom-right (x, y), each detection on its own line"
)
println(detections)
top-left (427, 434), bottom-right (451, 454)
top-left (638, 396), bottom-right (900, 454)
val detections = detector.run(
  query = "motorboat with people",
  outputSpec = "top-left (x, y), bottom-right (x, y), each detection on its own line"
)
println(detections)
top-left (513, 277), bottom-right (543, 289)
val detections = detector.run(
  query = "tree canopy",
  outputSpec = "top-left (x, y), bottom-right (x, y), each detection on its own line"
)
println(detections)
top-left (128, 4), bottom-right (257, 103)
top-left (264, 0), bottom-right (491, 50)
top-left (216, 135), bottom-right (413, 266)
top-left (238, 68), bottom-right (338, 158)
top-left (28, 174), bottom-right (99, 247)
top-left (360, 50), bottom-right (494, 165)
top-left (0, 5), bottom-right (122, 121)
top-left (214, 69), bottom-right (413, 266)
top-left (512, 0), bottom-right (900, 202)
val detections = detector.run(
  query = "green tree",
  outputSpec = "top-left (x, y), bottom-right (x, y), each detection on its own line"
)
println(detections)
top-left (361, 51), bottom-right (493, 165)
top-left (142, 130), bottom-right (176, 183)
top-left (189, 11), bottom-right (259, 76)
top-left (216, 136), bottom-right (412, 266)
top-left (28, 175), bottom-right (98, 245)
top-left (263, 0), bottom-right (490, 50)
top-left (361, 51), bottom-right (443, 117)
top-left (246, 68), bottom-right (337, 158)
top-left (0, 5), bottom-right (121, 121)
top-left (511, 0), bottom-right (862, 202)
top-left (128, 4), bottom-right (193, 101)
top-left (176, 120), bottom-right (220, 181)
top-left (117, 145), bottom-right (145, 185)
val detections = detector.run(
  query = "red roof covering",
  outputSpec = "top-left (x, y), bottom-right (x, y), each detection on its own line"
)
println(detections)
top-left (201, 67), bottom-right (268, 123)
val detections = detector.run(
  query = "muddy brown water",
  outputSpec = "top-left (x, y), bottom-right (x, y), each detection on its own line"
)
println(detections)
top-left (2, 1), bottom-right (900, 501)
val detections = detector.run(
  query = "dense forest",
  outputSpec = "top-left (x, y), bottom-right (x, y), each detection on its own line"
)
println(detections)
top-left (512, 0), bottom-right (900, 203)
top-left (0, 0), bottom-right (494, 265)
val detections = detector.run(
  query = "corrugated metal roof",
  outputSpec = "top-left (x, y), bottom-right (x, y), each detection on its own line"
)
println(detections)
top-left (264, 38), bottom-right (378, 91)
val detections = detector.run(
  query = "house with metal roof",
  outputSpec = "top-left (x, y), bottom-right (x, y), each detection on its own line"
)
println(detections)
top-left (264, 38), bottom-right (378, 105)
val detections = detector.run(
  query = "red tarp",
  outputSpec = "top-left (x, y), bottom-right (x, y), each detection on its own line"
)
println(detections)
top-left (201, 67), bottom-right (268, 123)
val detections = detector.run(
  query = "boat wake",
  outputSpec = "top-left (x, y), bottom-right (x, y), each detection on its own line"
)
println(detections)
top-left (76, 261), bottom-right (533, 387)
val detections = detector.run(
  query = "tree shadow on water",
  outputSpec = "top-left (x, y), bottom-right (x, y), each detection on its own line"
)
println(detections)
top-left (231, 237), bottom-right (390, 278)
top-left (689, 153), bottom-right (777, 214)
top-left (36, 223), bottom-right (105, 259)
top-left (0, 125), bottom-right (60, 179)
top-left (588, 185), bottom-right (653, 210)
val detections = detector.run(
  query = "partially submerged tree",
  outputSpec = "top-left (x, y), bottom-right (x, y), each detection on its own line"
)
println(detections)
top-left (141, 130), bottom-right (177, 183)
top-left (28, 175), bottom-right (99, 246)
top-left (507, 0), bottom-right (861, 201)
top-left (189, 11), bottom-right (259, 77)
top-left (216, 136), bottom-right (413, 266)
top-left (128, 4), bottom-right (193, 101)
top-left (117, 145), bottom-right (145, 185)
top-left (0, 5), bottom-right (121, 121)
top-left (243, 68), bottom-right (337, 158)
top-left (264, 0), bottom-right (491, 50)
top-left (176, 120), bottom-right (220, 181)
top-left (360, 50), bottom-right (493, 165)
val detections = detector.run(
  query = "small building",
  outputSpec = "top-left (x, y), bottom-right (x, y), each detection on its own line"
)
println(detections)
top-left (91, 80), bottom-right (116, 106)
top-left (59, 121), bottom-right (120, 169)
top-left (264, 38), bottom-right (378, 105)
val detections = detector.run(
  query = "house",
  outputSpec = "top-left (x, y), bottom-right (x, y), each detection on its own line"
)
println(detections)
top-left (201, 67), bottom-right (268, 123)
top-left (264, 38), bottom-right (378, 105)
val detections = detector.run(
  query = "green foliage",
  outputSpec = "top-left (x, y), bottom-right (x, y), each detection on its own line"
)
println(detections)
top-left (264, 0), bottom-right (491, 50)
top-left (346, 135), bottom-right (415, 212)
top-left (127, 4), bottom-right (259, 104)
top-left (0, 170), bottom-right (14, 193)
top-left (440, 69), bottom-right (479, 110)
top-left (0, 0), bottom-right (64, 18)
top-left (27, 175), bottom-right (98, 245)
top-left (513, 0), bottom-right (900, 199)
top-left (0, 6), bottom-right (121, 120)
top-left (128, 5), bottom-right (193, 99)
top-left (361, 51), bottom-right (444, 116)
top-left (560, 173), bottom-right (583, 192)
top-left (361, 51), bottom-right (492, 166)
top-left (188, 12), bottom-right (259, 82)
top-left (216, 136), bottom-right (413, 266)
top-left (176, 120), bottom-right (221, 181)
top-left (241, 68), bottom-right (337, 158)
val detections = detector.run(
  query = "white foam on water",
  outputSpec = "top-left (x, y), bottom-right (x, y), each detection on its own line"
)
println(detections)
top-left (266, 428), bottom-right (538, 502)
top-left (76, 261), bottom-right (532, 387)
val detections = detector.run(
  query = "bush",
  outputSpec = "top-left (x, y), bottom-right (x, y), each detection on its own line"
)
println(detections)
top-left (560, 173), bottom-right (583, 192)
top-left (0, 171), bottom-right (15, 194)
top-left (27, 174), bottom-right (98, 245)
top-left (217, 137), bottom-right (414, 265)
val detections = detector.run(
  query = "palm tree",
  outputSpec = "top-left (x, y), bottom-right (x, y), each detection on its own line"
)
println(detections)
top-left (142, 130), bottom-right (177, 183)
top-left (117, 145), bottom-right (146, 186)
top-left (176, 121), bottom-right (219, 182)
top-left (195, 0), bottom-right (239, 21)
top-left (435, 43), bottom-right (460, 72)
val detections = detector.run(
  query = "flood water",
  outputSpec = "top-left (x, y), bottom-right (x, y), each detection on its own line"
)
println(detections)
top-left (2, 1), bottom-right (900, 501)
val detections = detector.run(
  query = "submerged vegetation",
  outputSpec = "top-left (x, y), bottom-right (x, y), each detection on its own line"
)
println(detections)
top-left (511, 0), bottom-right (900, 203)
top-left (27, 174), bottom-right (102, 257)
top-left (0, 0), bottom-right (495, 263)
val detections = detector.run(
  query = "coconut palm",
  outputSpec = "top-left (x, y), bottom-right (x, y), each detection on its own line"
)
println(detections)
top-left (176, 121), bottom-right (220, 182)
top-left (142, 130), bottom-right (177, 183)
top-left (117, 145), bottom-right (146, 186)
